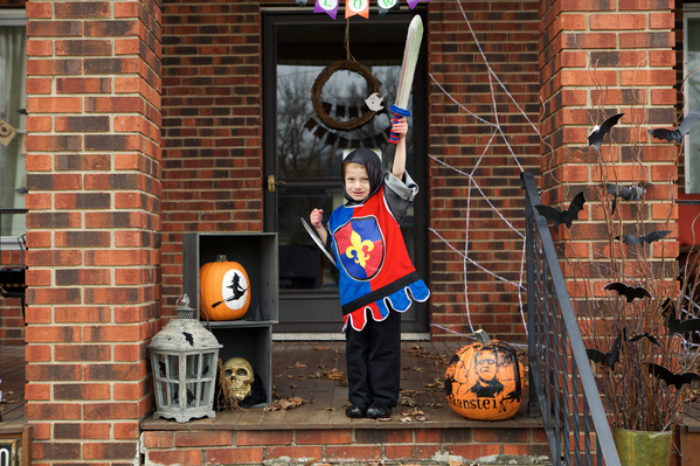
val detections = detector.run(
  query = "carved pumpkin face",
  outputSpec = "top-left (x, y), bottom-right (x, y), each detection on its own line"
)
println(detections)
top-left (199, 256), bottom-right (251, 321)
top-left (444, 340), bottom-right (525, 420)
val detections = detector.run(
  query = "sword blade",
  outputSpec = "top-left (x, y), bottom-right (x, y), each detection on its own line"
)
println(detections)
top-left (300, 217), bottom-right (337, 267)
top-left (393, 15), bottom-right (424, 111)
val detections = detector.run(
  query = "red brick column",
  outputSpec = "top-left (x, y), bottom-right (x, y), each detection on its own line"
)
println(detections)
top-left (24, 0), bottom-right (161, 462)
top-left (537, 0), bottom-right (678, 295)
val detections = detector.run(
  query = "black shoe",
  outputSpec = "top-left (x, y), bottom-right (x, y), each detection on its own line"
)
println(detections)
top-left (366, 401), bottom-right (391, 419)
top-left (345, 405), bottom-right (366, 418)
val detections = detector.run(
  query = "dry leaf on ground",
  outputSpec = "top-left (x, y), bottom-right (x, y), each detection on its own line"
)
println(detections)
top-left (264, 397), bottom-right (305, 411)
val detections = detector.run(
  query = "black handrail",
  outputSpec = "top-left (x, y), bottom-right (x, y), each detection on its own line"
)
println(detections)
top-left (521, 171), bottom-right (620, 466)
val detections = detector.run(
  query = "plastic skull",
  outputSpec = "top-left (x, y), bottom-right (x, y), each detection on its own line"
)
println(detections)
top-left (222, 357), bottom-right (254, 401)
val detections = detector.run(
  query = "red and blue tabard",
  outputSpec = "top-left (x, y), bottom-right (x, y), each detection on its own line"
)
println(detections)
top-left (329, 186), bottom-right (430, 332)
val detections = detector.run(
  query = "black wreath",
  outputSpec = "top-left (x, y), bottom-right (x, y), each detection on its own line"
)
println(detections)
top-left (311, 59), bottom-right (382, 131)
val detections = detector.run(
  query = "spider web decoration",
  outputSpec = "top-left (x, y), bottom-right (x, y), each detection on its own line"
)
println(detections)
top-left (427, 0), bottom-right (542, 339)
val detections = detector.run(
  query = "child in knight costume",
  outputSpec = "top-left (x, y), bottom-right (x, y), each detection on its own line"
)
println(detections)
top-left (309, 117), bottom-right (430, 419)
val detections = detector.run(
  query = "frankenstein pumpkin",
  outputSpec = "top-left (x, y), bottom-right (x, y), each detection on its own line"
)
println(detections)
top-left (199, 255), bottom-right (251, 321)
top-left (444, 330), bottom-right (524, 420)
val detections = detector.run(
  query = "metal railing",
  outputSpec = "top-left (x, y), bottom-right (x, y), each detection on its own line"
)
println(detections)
top-left (521, 172), bottom-right (620, 466)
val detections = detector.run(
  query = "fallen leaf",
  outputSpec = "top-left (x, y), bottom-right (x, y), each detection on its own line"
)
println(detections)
top-left (314, 345), bottom-right (330, 351)
top-left (424, 378), bottom-right (444, 390)
top-left (291, 361), bottom-right (307, 369)
top-left (327, 368), bottom-right (345, 380)
top-left (264, 397), bottom-right (305, 411)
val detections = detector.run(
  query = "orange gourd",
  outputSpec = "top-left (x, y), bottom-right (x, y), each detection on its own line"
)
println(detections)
top-left (444, 330), bottom-right (525, 420)
top-left (199, 255), bottom-right (251, 321)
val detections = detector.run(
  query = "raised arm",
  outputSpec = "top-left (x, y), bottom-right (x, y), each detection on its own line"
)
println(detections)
top-left (391, 117), bottom-right (408, 180)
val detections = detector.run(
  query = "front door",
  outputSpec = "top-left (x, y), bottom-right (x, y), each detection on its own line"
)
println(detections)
top-left (263, 11), bottom-right (428, 334)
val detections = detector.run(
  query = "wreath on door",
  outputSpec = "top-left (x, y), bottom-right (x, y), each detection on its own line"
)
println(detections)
top-left (311, 59), bottom-right (382, 131)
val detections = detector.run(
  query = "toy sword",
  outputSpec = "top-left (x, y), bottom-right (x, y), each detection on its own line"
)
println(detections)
top-left (388, 15), bottom-right (424, 143)
top-left (300, 217), bottom-right (337, 267)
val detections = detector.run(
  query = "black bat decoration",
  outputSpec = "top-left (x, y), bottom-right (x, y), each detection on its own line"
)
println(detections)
top-left (588, 113), bottom-right (624, 150)
top-left (649, 110), bottom-right (700, 143)
top-left (183, 331), bottom-right (194, 346)
top-left (535, 191), bottom-right (586, 228)
top-left (660, 298), bottom-right (700, 336)
top-left (604, 282), bottom-right (652, 303)
top-left (615, 229), bottom-right (671, 245)
top-left (586, 334), bottom-right (622, 369)
top-left (647, 363), bottom-right (700, 389)
top-left (626, 332), bottom-right (660, 346)
top-left (605, 183), bottom-right (644, 215)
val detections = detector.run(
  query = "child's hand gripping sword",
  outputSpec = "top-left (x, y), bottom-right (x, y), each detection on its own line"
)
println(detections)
top-left (388, 15), bottom-right (424, 144)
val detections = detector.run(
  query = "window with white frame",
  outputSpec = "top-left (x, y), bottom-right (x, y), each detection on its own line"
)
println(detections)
top-left (0, 9), bottom-right (26, 241)
top-left (684, 5), bottom-right (700, 193)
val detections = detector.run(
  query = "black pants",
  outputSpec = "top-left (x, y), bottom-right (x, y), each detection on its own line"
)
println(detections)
top-left (345, 310), bottom-right (401, 409)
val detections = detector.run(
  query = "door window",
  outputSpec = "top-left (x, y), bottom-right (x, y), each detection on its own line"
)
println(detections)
top-left (264, 12), bottom-right (428, 333)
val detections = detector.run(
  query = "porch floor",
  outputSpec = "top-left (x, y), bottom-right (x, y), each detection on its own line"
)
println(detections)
top-left (141, 341), bottom-right (541, 431)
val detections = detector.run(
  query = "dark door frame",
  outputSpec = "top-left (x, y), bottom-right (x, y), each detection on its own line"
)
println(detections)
top-left (262, 9), bottom-right (429, 334)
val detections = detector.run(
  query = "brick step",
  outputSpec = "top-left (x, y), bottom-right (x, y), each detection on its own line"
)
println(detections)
top-left (140, 424), bottom-right (550, 465)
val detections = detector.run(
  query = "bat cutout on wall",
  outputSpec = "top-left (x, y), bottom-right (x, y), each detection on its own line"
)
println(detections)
top-left (626, 332), bottom-right (659, 346)
top-left (535, 191), bottom-right (585, 228)
top-left (588, 113), bottom-right (624, 150)
top-left (647, 363), bottom-right (700, 389)
top-left (615, 229), bottom-right (671, 245)
top-left (605, 183), bottom-right (645, 215)
top-left (586, 328), bottom-right (660, 370)
top-left (649, 110), bottom-right (700, 143)
top-left (586, 334), bottom-right (622, 369)
top-left (603, 282), bottom-right (652, 303)
top-left (660, 298), bottom-right (700, 336)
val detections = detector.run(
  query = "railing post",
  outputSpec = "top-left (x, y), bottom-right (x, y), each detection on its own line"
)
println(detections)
top-left (522, 173), bottom-right (539, 417)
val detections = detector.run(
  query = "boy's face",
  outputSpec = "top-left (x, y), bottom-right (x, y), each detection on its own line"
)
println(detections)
top-left (344, 163), bottom-right (371, 202)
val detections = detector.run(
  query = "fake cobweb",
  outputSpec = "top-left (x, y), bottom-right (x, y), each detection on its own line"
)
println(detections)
top-left (426, 0), bottom-right (538, 340)
top-left (433, 1), bottom-right (700, 350)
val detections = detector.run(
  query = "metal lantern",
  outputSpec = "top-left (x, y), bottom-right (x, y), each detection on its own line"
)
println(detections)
top-left (149, 294), bottom-right (222, 422)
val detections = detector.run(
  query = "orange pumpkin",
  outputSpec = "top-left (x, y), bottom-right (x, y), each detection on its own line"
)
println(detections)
top-left (444, 330), bottom-right (525, 420)
top-left (199, 255), bottom-right (251, 321)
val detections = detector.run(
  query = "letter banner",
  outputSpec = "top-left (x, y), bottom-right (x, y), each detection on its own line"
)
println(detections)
top-left (407, 0), bottom-right (431, 9)
top-left (345, 0), bottom-right (369, 18)
top-left (377, 0), bottom-right (398, 14)
top-left (314, 0), bottom-right (339, 19)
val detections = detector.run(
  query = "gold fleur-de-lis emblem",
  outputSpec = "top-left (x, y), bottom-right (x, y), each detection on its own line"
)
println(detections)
top-left (345, 230), bottom-right (374, 268)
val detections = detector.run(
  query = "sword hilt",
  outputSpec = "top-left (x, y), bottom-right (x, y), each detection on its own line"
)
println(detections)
top-left (388, 105), bottom-right (411, 144)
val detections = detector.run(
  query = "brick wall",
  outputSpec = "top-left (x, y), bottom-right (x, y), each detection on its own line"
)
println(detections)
top-left (23, 0), bottom-right (161, 462)
top-left (426, 0), bottom-right (541, 341)
top-left (140, 426), bottom-right (550, 464)
top-left (537, 0), bottom-right (678, 301)
top-left (160, 0), bottom-right (264, 317)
